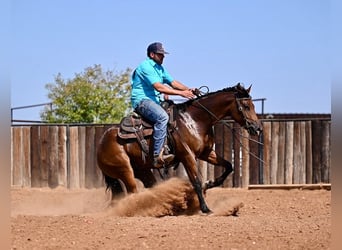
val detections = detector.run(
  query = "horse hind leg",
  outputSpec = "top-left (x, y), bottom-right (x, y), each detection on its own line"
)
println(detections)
top-left (104, 174), bottom-right (125, 197)
top-left (133, 168), bottom-right (157, 188)
top-left (100, 162), bottom-right (138, 199)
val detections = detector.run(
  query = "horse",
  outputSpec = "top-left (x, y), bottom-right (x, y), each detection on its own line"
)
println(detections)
top-left (96, 83), bottom-right (262, 213)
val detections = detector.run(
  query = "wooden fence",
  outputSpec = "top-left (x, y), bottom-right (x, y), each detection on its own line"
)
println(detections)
top-left (11, 117), bottom-right (331, 189)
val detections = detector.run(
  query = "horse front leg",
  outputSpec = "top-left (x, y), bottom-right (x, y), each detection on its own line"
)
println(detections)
top-left (182, 156), bottom-right (211, 214)
top-left (199, 150), bottom-right (233, 191)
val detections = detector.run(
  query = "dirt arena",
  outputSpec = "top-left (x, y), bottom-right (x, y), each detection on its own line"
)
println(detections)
top-left (11, 178), bottom-right (331, 249)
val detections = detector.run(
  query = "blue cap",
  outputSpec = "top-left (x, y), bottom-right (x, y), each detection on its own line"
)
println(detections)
top-left (147, 42), bottom-right (169, 54)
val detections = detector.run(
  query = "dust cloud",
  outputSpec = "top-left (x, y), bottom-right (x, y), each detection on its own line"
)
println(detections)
top-left (103, 178), bottom-right (243, 217)
top-left (11, 178), bottom-right (243, 217)
top-left (107, 178), bottom-right (199, 217)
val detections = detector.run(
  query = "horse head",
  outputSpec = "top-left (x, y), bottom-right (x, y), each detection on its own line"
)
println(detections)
top-left (232, 83), bottom-right (263, 135)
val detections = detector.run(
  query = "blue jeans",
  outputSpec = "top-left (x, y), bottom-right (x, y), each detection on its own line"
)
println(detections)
top-left (135, 99), bottom-right (169, 156)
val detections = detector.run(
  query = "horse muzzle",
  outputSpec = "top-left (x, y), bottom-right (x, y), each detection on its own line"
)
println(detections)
top-left (245, 120), bottom-right (263, 136)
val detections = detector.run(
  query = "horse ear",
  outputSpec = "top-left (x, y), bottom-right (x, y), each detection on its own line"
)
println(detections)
top-left (235, 82), bottom-right (242, 91)
top-left (246, 84), bottom-right (252, 93)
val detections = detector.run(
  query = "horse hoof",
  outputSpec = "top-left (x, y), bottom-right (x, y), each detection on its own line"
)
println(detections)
top-left (200, 206), bottom-right (212, 214)
top-left (201, 209), bottom-right (213, 215)
top-left (203, 180), bottom-right (213, 191)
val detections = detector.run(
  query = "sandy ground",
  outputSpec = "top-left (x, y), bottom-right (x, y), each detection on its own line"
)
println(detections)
top-left (11, 178), bottom-right (331, 250)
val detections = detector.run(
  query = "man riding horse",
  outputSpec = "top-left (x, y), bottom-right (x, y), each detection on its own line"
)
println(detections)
top-left (97, 42), bottom-right (262, 213)
top-left (131, 42), bottom-right (196, 168)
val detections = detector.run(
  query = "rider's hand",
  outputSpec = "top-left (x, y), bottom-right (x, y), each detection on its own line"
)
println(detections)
top-left (181, 89), bottom-right (196, 99)
top-left (191, 88), bottom-right (201, 96)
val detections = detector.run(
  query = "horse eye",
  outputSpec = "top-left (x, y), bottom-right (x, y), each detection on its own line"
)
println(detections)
top-left (244, 105), bottom-right (250, 111)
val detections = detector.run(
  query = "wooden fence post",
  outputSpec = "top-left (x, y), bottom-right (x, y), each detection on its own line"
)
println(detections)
top-left (39, 126), bottom-right (50, 187)
top-left (233, 123), bottom-right (241, 187)
top-left (214, 123), bottom-right (224, 182)
top-left (48, 126), bottom-right (59, 188)
top-left (305, 121), bottom-right (312, 184)
top-left (12, 127), bottom-right (31, 187)
top-left (277, 122), bottom-right (285, 184)
top-left (69, 126), bottom-right (79, 189)
top-left (58, 126), bottom-right (67, 187)
top-left (321, 120), bottom-right (331, 183)
top-left (312, 120), bottom-right (322, 183)
top-left (223, 121), bottom-right (233, 187)
top-left (285, 121), bottom-right (294, 184)
top-left (270, 122), bottom-right (279, 184)
top-left (78, 126), bottom-right (86, 188)
top-left (241, 129), bottom-right (250, 187)
top-left (262, 121), bottom-right (271, 184)
top-left (30, 126), bottom-right (40, 187)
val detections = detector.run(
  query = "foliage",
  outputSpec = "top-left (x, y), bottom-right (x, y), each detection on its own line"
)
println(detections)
top-left (41, 64), bottom-right (132, 123)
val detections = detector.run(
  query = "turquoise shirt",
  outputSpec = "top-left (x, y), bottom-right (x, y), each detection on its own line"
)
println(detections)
top-left (131, 58), bottom-right (174, 109)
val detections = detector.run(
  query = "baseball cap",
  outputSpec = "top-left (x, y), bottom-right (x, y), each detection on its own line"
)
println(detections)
top-left (147, 42), bottom-right (169, 55)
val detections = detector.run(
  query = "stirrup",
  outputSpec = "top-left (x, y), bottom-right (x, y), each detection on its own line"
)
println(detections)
top-left (153, 154), bottom-right (175, 168)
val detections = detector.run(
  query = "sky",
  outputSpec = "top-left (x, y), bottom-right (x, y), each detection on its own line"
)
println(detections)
top-left (10, 0), bottom-right (331, 122)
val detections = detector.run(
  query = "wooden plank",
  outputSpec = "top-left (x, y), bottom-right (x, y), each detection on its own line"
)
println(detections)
top-left (22, 127), bottom-right (31, 187)
top-left (175, 163), bottom-right (188, 180)
top-left (285, 121), bottom-right (294, 184)
top-left (321, 120), bottom-right (331, 183)
top-left (10, 128), bottom-right (13, 186)
top-left (30, 126), bottom-right (41, 187)
top-left (69, 127), bottom-right (79, 189)
top-left (248, 183), bottom-right (331, 190)
top-left (39, 126), bottom-right (49, 187)
top-left (241, 129), bottom-right (249, 187)
top-left (311, 120), bottom-right (322, 183)
top-left (233, 123), bottom-right (241, 187)
top-left (292, 122), bottom-right (301, 184)
top-left (48, 126), bottom-right (59, 188)
top-left (94, 126), bottom-right (107, 187)
top-left (277, 122), bottom-right (285, 184)
top-left (262, 121), bottom-right (271, 184)
top-left (207, 162), bottom-right (215, 183)
top-left (12, 127), bottom-right (22, 186)
top-left (198, 160), bottom-right (207, 184)
top-left (58, 126), bottom-right (67, 187)
top-left (292, 121), bottom-right (306, 184)
top-left (214, 123), bottom-right (224, 181)
top-left (299, 121), bottom-right (306, 184)
top-left (270, 122), bottom-right (279, 184)
top-left (249, 133), bottom-right (259, 185)
top-left (223, 122), bottom-right (233, 187)
top-left (85, 126), bottom-right (96, 188)
top-left (305, 121), bottom-right (313, 184)
top-left (78, 126), bottom-right (86, 188)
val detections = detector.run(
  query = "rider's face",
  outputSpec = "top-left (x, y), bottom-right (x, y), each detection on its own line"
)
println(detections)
top-left (151, 52), bottom-right (164, 65)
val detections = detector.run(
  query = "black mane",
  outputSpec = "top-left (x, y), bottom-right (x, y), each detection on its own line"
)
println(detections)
top-left (176, 83), bottom-right (250, 109)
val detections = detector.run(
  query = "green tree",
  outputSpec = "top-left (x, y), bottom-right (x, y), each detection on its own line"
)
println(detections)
top-left (41, 64), bottom-right (132, 123)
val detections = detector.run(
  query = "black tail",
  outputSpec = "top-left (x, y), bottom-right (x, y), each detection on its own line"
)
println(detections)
top-left (103, 174), bottom-right (124, 198)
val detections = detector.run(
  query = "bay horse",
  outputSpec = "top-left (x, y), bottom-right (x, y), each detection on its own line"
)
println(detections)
top-left (96, 83), bottom-right (262, 213)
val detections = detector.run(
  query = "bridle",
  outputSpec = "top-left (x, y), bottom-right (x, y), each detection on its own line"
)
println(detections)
top-left (235, 96), bottom-right (258, 134)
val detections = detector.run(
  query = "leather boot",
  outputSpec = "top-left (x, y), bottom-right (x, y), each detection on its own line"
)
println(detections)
top-left (153, 152), bottom-right (175, 168)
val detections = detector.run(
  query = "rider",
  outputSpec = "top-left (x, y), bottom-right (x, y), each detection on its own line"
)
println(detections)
top-left (131, 42), bottom-right (196, 168)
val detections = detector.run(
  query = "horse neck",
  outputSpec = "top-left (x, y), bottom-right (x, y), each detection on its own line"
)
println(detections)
top-left (181, 91), bottom-right (236, 127)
